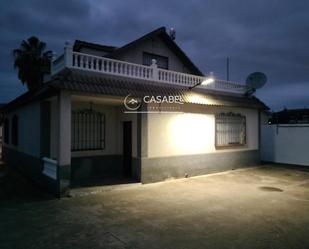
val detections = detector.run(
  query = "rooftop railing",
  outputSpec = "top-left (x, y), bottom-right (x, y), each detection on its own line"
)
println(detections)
top-left (51, 42), bottom-right (247, 94)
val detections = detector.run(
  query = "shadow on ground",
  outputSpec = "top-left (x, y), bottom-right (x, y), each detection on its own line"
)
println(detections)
top-left (0, 161), bottom-right (53, 205)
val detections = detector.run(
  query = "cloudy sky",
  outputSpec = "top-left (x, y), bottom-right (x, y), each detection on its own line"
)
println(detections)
top-left (1, 0), bottom-right (308, 111)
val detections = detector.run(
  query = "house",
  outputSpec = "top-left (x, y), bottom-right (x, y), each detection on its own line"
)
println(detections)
top-left (269, 108), bottom-right (309, 124)
top-left (0, 27), bottom-right (268, 196)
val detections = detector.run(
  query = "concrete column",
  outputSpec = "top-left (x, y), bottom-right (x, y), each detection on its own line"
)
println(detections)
top-left (151, 59), bottom-right (158, 81)
top-left (258, 110), bottom-right (261, 162)
top-left (64, 41), bottom-right (73, 68)
top-left (57, 91), bottom-right (71, 196)
top-left (139, 103), bottom-right (148, 183)
top-left (139, 103), bottom-right (148, 158)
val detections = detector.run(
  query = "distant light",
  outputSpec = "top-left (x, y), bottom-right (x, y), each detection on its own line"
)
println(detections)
top-left (201, 77), bottom-right (215, 85)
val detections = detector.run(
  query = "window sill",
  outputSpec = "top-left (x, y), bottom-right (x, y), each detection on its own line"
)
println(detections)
top-left (215, 144), bottom-right (247, 150)
top-left (71, 149), bottom-right (107, 158)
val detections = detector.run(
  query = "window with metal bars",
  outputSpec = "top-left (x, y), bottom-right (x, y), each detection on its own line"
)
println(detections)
top-left (215, 112), bottom-right (246, 148)
top-left (71, 109), bottom-right (105, 151)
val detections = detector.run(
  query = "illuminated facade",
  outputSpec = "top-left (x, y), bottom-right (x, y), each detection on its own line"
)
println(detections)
top-left (1, 27), bottom-right (268, 196)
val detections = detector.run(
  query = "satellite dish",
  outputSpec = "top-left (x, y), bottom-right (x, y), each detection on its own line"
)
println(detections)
top-left (245, 72), bottom-right (267, 96)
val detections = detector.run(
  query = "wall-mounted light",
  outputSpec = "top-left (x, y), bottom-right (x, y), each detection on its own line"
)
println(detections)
top-left (189, 72), bottom-right (215, 90)
top-left (201, 77), bottom-right (215, 85)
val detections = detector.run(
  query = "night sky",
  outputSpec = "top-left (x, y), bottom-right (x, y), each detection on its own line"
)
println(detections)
top-left (1, 0), bottom-right (308, 111)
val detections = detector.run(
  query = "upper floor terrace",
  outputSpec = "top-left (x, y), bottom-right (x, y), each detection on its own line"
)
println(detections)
top-left (50, 42), bottom-right (247, 95)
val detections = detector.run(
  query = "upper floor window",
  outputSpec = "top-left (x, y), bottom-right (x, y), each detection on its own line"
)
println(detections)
top-left (71, 109), bottom-right (105, 151)
top-left (12, 115), bottom-right (19, 146)
top-left (143, 52), bottom-right (168, 69)
top-left (215, 112), bottom-right (246, 148)
top-left (4, 118), bottom-right (9, 144)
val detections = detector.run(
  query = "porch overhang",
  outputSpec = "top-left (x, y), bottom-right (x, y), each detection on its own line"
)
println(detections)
top-left (47, 69), bottom-right (269, 110)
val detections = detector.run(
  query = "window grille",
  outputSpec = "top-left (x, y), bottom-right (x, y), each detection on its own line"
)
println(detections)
top-left (12, 115), bottom-right (18, 146)
top-left (71, 109), bottom-right (105, 151)
top-left (215, 112), bottom-right (246, 148)
top-left (143, 52), bottom-right (169, 69)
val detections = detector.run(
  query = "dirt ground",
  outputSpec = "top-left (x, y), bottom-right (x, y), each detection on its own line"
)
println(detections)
top-left (0, 162), bottom-right (309, 249)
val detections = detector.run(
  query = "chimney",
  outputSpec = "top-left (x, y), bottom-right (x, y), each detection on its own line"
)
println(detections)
top-left (169, 28), bottom-right (176, 40)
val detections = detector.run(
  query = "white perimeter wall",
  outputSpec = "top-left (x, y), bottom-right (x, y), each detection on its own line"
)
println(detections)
top-left (261, 124), bottom-right (309, 166)
top-left (147, 106), bottom-right (259, 158)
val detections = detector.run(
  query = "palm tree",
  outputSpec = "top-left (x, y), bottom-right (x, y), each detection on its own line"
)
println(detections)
top-left (13, 36), bottom-right (52, 91)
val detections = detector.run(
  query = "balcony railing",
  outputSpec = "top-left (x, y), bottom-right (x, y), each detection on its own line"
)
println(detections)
top-left (51, 42), bottom-right (247, 94)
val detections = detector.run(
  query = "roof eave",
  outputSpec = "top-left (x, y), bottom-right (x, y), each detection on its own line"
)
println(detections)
top-left (1, 85), bottom-right (59, 113)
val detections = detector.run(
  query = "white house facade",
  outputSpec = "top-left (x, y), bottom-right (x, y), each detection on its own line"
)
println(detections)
top-left (0, 27), bottom-right (268, 196)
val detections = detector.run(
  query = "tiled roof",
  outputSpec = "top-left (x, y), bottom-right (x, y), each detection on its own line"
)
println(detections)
top-left (49, 70), bottom-right (268, 109)
top-left (1, 69), bottom-right (268, 113)
top-left (74, 40), bottom-right (117, 53)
